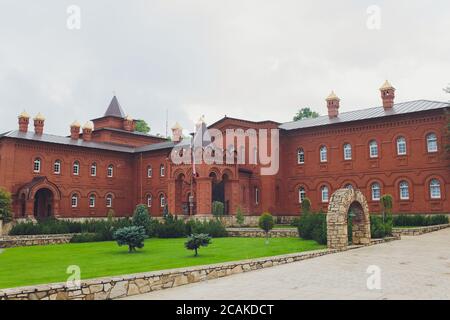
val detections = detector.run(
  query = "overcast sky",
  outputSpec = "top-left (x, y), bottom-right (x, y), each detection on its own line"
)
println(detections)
top-left (0, 0), bottom-right (449, 137)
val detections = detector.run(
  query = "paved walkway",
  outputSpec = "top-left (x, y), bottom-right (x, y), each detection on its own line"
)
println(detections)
top-left (124, 228), bottom-right (450, 300)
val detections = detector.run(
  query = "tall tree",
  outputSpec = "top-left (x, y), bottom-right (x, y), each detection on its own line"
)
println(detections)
top-left (293, 107), bottom-right (320, 121)
top-left (135, 119), bottom-right (151, 133)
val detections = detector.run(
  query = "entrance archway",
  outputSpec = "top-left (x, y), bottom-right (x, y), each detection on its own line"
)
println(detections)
top-left (33, 188), bottom-right (54, 219)
top-left (327, 189), bottom-right (371, 250)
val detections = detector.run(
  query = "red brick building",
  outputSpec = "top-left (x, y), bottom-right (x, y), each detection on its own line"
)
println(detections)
top-left (0, 82), bottom-right (449, 220)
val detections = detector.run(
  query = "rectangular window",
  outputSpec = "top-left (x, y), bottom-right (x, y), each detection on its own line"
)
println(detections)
top-left (54, 162), bottom-right (61, 174)
top-left (255, 188), bottom-right (259, 205)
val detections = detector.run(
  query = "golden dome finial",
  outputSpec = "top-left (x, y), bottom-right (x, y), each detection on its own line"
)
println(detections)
top-left (326, 91), bottom-right (340, 101)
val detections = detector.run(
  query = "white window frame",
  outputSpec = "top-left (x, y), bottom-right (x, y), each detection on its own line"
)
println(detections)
top-left (399, 181), bottom-right (409, 200)
top-left (147, 166), bottom-right (153, 178)
top-left (371, 183), bottom-right (381, 201)
top-left (71, 194), bottom-right (78, 208)
top-left (107, 165), bottom-right (114, 178)
top-left (426, 133), bottom-right (438, 153)
top-left (297, 148), bottom-right (305, 164)
top-left (53, 160), bottom-right (61, 174)
top-left (160, 164), bottom-right (165, 177)
top-left (320, 146), bottom-right (327, 163)
top-left (89, 194), bottom-right (96, 208)
top-left (106, 194), bottom-right (113, 208)
top-left (147, 194), bottom-right (152, 207)
top-left (90, 163), bottom-right (97, 177)
top-left (369, 141), bottom-right (378, 158)
top-left (33, 158), bottom-right (41, 173)
top-left (321, 186), bottom-right (329, 203)
top-left (343, 144), bottom-right (352, 160)
top-left (430, 179), bottom-right (441, 199)
top-left (397, 137), bottom-right (407, 155)
top-left (298, 187), bottom-right (305, 203)
top-left (160, 194), bottom-right (165, 207)
top-left (73, 161), bottom-right (80, 176)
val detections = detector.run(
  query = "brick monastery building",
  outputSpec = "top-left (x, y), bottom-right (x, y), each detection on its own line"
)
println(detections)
top-left (0, 81), bottom-right (449, 220)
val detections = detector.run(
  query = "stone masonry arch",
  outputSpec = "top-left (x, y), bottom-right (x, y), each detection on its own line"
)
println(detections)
top-left (327, 189), bottom-right (371, 251)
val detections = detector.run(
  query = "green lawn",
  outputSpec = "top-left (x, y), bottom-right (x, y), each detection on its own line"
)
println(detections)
top-left (0, 237), bottom-right (323, 289)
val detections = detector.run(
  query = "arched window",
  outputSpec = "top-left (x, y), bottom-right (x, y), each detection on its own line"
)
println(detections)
top-left (426, 133), bottom-right (438, 153)
top-left (53, 160), bottom-right (61, 174)
top-left (159, 194), bottom-right (166, 207)
top-left (147, 194), bottom-right (152, 207)
top-left (297, 148), bottom-right (305, 164)
top-left (399, 181), bottom-right (410, 200)
top-left (255, 187), bottom-right (260, 205)
top-left (33, 158), bottom-right (41, 173)
top-left (147, 166), bottom-right (153, 178)
top-left (320, 146), bottom-right (327, 162)
top-left (71, 194), bottom-right (78, 208)
top-left (344, 184), bottom-right (353, 190)
top-left (396, 137), bottom-right (407, 155)
top-left (73, 161), bottom-right (80, 176)
top-left (90, 163), bottom-right (97, 176)
top-left (89, 194), bottom-right (96, 208)
top-left (321, 186), bottom-right (329, 202)
top-left (371, 183), bottom-right (381, 201)
top-left (369, 140), bottom-right (378, 158)
top-left (107, 164), bottom-right (114, 178)
top-left (343, 144), bottom-right (352, 160)
top-left (430, 179), bottom-right (441, 199)
top-left (298, 187), bottom-right (306, 203)
top-left (160, 164), bottom-right (165, 177)
top-left (106, 194), bottom-right (113, 208)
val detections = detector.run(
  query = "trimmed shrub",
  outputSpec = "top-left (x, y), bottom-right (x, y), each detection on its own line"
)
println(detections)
top-left (132, 204), bottom-right (152, 235)
top-left (212, 201), bottom-right (225, 217)
top-left (0, 188), bottom-right (12, 223)
top-left (370, 215), bottom-right (392, 239)
top-left (297, 213), bottom-right (327, 245)
top-left (113, 226), bottom-right (146, 252)
top-left (70, 233), bottom-right (102, 243)
top-left (393, 214), bottom-right (449, 227)
top-left (301, 198), bottom-right (312, 215)
top-left (235, 206), bottom-right (245, 226)
top-left (259, 213), bottom-right (274, 243)
top-left (184, 233), bottom-right (212, 256)
top-left (185, 219), bottom-right (228, 238)
top-left (156, 219), bottom-right (186, 238)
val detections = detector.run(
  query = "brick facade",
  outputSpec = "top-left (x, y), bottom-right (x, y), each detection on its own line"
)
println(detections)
top-left (0, 88), bottom-right (449, 220)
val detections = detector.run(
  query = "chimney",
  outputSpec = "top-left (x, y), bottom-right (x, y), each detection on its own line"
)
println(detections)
top-left (33, 113), bottom-right (45, 135)
top-left (326, 91), bottom-right (340, 118)
top-left (380, 80), bottom-right (395, 110)
top-left (70, 121), bottom-right (81, 140)
top-left (82, 121), bottom-right (93, 141)
top-left (171, 122), bottom-right (183, 143)
top-left (18, 111), bottom-right (30, 133)
top-left (123, 115), bottom-right (134, 132)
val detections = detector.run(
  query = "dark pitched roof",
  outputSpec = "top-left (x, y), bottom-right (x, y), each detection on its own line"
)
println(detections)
top-left (93, 127), bottom-right (168, 140)
top-left (279, 100), bottom-right (450, 131)
top-left (104, 96), bottom-right (126, 118)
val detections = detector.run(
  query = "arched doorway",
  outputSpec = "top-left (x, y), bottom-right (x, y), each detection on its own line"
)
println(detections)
top-left (210, 172), bottom-right (225, 204)
top-left (327, 189), bottom-right (371, 251)
top-left (33, 188), bottom-right (54, 219)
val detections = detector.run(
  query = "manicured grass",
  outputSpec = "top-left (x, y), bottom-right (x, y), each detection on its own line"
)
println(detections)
top-left (0, 237), bottom-right (323, 289)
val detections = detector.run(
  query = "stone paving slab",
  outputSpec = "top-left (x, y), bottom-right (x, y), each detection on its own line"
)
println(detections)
top-left (122, 228), bottom-right (450, 300)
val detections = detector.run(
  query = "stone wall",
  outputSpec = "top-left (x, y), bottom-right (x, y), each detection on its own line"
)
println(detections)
top-left (0, 234), bottom-right (75, 248)
top-left (178, 215), bottom-right (296, 227)
top-left (226, 228), bottom-right (298, 238)
top-left (392, 224), bottom-right (449, 237)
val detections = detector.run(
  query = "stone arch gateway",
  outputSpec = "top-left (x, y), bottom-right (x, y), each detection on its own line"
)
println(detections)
top-left (326, 189), bottom-right (371, 250)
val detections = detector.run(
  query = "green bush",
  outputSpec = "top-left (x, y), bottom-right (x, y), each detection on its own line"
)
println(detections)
top-left (297, 213), bottom-right (327, 245)
top-left (370, 215), bottom-right (392, 239)
top-left (259, 213), bottom-right (274, 243)
top-left (301, 197), bottom-right (312, 215)
top-left (235, 206), bottom-right (245, 226)
top-left (393, 214), bottom-right (449, 227)
top-left (212, 201), bottom-right (225, 217)
top-left (156, 218), bottom-right (187, 238)
top-left (185, 219), bottom-right (228, 238)
top-left (132, 204), bottom-right (152, 234)
top-left (113, 226), bottom-right (146, 252)
top-left (0, 188), bottom-right (12, 223)
top-left (70, 233), bottom-right (102, 243)
top-left (184, 233), bottom-right (212, 256)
